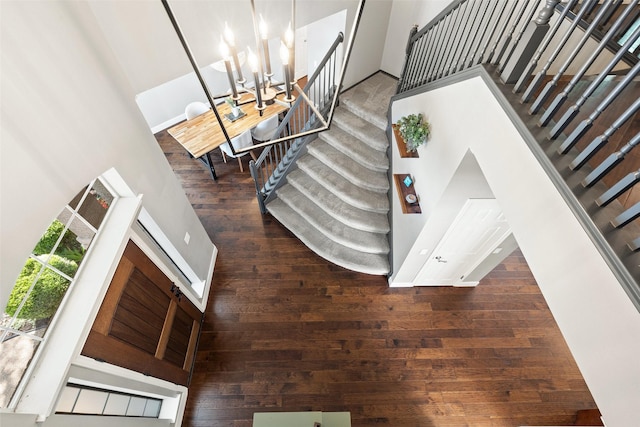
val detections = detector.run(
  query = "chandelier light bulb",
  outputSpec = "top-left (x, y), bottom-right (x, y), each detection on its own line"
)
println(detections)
top-left (223, 22), bottom-right (235, 46)
top-left (279, 41), bottom-right (289, 65)
top-left (219, 37), bottom-right (230, 59)
top-left (259, 15), bottom-right (268, 40)
top-left (247, 47), bottom-right (259, 73)
top-left (284, 23), bottom-right (294, 48)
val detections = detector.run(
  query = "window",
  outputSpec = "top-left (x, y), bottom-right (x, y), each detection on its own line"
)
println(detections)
top-left (0, 179), bottom-right (115, 408)
top-left (56, 384), bottom-right (162, 418)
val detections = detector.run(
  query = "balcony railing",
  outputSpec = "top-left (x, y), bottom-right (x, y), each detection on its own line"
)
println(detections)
top-left (395, 0), bottom-right (640, 311)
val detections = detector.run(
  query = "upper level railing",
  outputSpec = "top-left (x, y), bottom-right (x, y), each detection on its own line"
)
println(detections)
top-left (395, 0), bottom-right (640, 312)
top-left (249, 32), bottom-right (344, 213)
top-left (248, 0), bottom-right (366, 213)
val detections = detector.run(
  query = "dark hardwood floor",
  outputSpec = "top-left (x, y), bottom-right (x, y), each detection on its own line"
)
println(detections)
top-left (155, 130), bottom-right (597, 427)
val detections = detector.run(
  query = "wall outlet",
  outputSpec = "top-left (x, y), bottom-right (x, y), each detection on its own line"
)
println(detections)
top-left (184, 232), bottom-right (190, 245)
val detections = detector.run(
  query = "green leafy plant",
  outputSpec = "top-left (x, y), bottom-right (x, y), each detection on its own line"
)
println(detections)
top-left (225, 97), bottom-right (236, 107)
top-left (396, 113), bottom-right (430, 152)
top-left (33, 219), bottom-right (85, 262)
top-left (5, 255), bottom-right (78, 320)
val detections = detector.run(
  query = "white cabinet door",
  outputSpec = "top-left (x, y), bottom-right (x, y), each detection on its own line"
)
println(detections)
top-left (414, 199), bottom-right (510, 286)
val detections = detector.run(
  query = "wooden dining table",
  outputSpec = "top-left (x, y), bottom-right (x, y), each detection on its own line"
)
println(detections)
top-left (168, 93), bottom-right (288, 180)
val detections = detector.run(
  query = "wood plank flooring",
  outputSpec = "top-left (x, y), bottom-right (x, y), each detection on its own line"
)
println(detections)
top-left (155, 130), bottom-right (597, 427)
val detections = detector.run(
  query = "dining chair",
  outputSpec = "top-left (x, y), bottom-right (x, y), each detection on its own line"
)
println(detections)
top-left (251, 114), bottom-right (279, 143)
top-left (219, 129), bottom-right (254, 173)
top-left (184, 101), bottom-right (209, 120)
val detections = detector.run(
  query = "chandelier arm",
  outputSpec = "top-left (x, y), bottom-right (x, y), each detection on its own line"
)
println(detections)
top-left (250, 0), bottom-right (267, 97)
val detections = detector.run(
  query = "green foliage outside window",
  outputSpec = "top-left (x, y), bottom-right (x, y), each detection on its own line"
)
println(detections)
top-left (5, 256), bottom-right (78, 320)
top-left (5, 219), bottom-right (82, 321)
top-left (33, 219), bottom-right (85, 262)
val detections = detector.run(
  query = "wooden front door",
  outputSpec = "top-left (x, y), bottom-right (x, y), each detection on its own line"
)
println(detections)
top-left (82, 240), bottom-right (202, 386)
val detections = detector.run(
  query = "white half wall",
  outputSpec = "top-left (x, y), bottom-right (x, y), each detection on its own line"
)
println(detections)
top-left (389, 74), bottom-right (640, 426)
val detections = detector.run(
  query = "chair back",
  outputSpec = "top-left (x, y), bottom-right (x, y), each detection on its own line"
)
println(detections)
top-left (221, 129), bottom-right (252, 159)
top-left (185, 101), bottom-right (209, 120)
top-left (251, 114), bottom-right (279, 142)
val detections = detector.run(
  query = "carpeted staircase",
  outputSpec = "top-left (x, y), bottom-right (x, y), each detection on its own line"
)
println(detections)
top-left (266, 72), bottom-right (397, 275)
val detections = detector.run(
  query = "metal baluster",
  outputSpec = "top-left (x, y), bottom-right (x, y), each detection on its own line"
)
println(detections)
top-left (598, 0), bottom-right (624, 32)
top-left (448, 0), bottom-right (474, 76)
top-left (566, 93), bottom-right (640, 163)
top-left (406, 31), bottom-right (427, 89)
top-left (491, 0), bottom-right (521, 65)
top-left (473, 0), bottom-right (501, 66)
top-left (537, 0), bottom-right (615, 126)
top-left (465, 0), bottom-right (493, 68)
top-left (611, 202), bottom-right (640, 228)
top-left (539, 1), bottom-right (637, 119)
top-left (597, 169), bottom-right (640, 207)
top-left (456, 0), bottom-right (484, 72)
top-left (398, 25), bottom-right (418, 93)
top-left (582, 131), bottom-right (640, 187)
top-left (415, 32), bottom-right (434, 87)
top-left (499, 0), bottom-right (540, 73)
top-left (440, 2), bottom-right (468, 78)
top-left (413, 34), bottom-right (431, 89)
top-left (619, 8), bottom-right (640, 41)
top-left (582, 0), bottom-right (600, 21)
top-left (550, 58), bottom-right (640, 141)
top-left (479, 0), bottom-right (507, 64)
top-left (431, 10), bottom-right (457, 81)
top-left (546, 23), bottom-right (640, 137)
top-left (428, 18), bottom-right (451, 82)
top-left (527, 0), bottom-right (598, 114)
top-left (514, 0), bottom-right (577, 95)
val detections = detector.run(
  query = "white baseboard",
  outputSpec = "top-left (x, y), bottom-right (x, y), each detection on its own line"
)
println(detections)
top-left (151, 114), bottom-right (185, 134)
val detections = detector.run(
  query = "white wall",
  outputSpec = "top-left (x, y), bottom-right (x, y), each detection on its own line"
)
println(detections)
top-left (389, 74), bottom-right (640, 426)
top-left (391, 150), bottom-right (501, 285)
top-left (0, 0), bottom-right (214, 350)
top-left (381, 0), bottom-right (451, 76)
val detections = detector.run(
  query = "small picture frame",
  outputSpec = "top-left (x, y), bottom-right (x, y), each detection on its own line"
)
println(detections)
top-left (403, 175), bottom-right (413, 187)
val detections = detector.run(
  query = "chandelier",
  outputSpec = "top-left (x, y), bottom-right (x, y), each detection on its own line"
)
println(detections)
top-left (218, 1), bottom-right (297, 109)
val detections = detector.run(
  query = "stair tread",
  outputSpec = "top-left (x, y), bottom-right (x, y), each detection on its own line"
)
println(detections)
top-left (276, 184), bottom-right (390, 254)
top-left (267, 198), bottom-right (390, 275)
top-left (287, 168), bottom-right (390, 232)
top-left (319, 126), bottom-right (388, 172)
top-left (339, 73), bottom-right (397, 131)
top-left (332, 108), bottom-right (389, 153)
top-left (307, 140), bottom-right (389, 192)
top-left (296, 156), bottom-right (390, 214)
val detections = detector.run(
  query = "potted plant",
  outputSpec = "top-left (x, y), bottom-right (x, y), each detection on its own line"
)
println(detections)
top-left (225, 97), bottom-right (241, 117)
top-left (395, 113), bottom-right (430, 152)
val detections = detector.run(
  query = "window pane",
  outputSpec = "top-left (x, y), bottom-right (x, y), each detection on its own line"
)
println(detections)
top-left (3, 259), bottom-right (43, 328)
top-left (56, 386), bottom-right (80, 413)
top-left (10, 264), bottom-right (72, 336)
top-left (74, 389), bottom-right (108, 414)
top-left (143, 399), bottom-right (162, 417)
top-left (68, 186), bottom-right (89, 210)
top-left (54, 217), bottom-right (93, 272)
top-left (103, 393), bottom-right (130, 416)
top-left (126, 396), bottom-right (146, 416)
top-left (0, 335), bottom-right (41, 408)
top-left (78, 181), bottom-right (113, 230)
